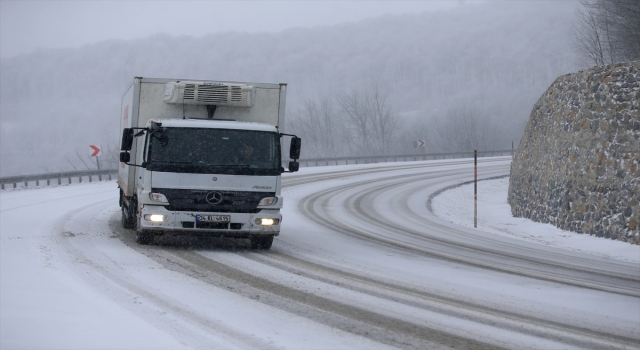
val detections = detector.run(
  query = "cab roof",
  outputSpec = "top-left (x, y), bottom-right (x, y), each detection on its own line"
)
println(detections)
top-left (149, 118), bottom-right (278, 132)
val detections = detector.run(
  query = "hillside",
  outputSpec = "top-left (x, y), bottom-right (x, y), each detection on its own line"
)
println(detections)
top-left (0, 1), bottom-right (580, 176)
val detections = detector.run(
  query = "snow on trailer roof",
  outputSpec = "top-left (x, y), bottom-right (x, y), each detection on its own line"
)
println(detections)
top-left (148, 118), bottom-right (278, 132)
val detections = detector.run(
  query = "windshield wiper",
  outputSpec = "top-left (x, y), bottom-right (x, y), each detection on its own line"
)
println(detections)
top-left (153, 161), bottom-right (192, 164)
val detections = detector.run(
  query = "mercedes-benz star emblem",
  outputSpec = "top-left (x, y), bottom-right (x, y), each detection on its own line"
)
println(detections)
top-left (205, 191), bottom-right (223, 205)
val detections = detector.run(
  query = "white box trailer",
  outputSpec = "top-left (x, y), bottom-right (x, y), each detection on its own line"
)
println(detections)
top-left (118, 77), bottom-right (300, 249)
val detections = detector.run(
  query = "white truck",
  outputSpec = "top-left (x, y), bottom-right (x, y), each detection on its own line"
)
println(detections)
top-left (118, 77), bottom-right (301, 249)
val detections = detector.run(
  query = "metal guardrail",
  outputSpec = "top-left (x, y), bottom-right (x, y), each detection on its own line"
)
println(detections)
top-left (0, 169), bottom-right (118, 190)
top-left (299, 149), bottom-right (514, 167)
top-left (0, 149), bottom-right (514, 190)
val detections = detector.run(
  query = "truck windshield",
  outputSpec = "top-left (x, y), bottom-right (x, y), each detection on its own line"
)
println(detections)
top-left (146, 128), bottom-right (281, 175)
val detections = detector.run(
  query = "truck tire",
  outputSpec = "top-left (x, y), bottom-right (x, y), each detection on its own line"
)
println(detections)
top-left (122, 205), bottom-right (136, 229)
top-left (135, 230), bottom-right (154, 245)
top-left (250, 235), bottom-right (274, 250)
top-left (121, 195), bottom-right (137, 229)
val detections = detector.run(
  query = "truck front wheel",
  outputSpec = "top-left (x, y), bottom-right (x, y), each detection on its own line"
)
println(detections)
top-left (249, 235), bottom-right (274, 250)
top-left (122, 204), bottom-right (136, 229)
top-left (121, 195), bottom-right (137, 230)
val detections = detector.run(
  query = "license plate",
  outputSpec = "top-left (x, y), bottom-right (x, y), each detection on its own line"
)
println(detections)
top-left (196, 215), bottom-right (230, 223)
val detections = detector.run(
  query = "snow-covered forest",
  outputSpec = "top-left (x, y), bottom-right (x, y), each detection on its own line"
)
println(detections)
top-left (0, 1), bottom-right (581, 177)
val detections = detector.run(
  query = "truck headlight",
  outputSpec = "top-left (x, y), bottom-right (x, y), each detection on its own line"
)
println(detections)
top-left (149, 192), bottom-right (169, 204)
top-left (255, 218), bottom-right (279, 226)
top-left (144, 214), bottom-right (166, 222)
top-left (258, 197), bottom-right (277, 206)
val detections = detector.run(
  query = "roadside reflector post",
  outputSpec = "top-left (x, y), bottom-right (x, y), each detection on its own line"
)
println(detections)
top-left (474, 150), bottom-right (478, 228)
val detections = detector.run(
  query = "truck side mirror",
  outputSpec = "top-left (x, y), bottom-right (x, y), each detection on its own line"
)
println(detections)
top-left (121, 128), bottom-right (134, 151)
top-left (289, 137), bottom-right (301, 160)
top-left (288, 161), bottom-right (299, 172)
top-left (120, 152), bottom-right (130, 163)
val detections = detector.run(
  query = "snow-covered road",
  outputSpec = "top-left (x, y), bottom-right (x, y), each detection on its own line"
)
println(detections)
top-left (1, 157), bottom-right (639, 349)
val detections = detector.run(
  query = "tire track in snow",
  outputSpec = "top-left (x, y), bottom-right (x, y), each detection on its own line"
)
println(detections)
top-left (298, 163), bottom-right (640, 298)
top-left (239, 250), bottom-right (640, 350)
top-left (50, 198), bottom-right (280, 350)
top-left (156, 244), bottom-right (503, 350)
top-left (282, 163), bottom-right (640, 348)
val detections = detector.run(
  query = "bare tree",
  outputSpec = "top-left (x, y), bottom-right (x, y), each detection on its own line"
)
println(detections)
top-left (573, 0), bottom-right (640, 66)
top-left (292, 96), bottom-right (345, 158)
top-left (337, 88), bottom-right (372, 155)
top-left (337, 84), bottom-right (399, 156)
top-left (601, 0), bottom-right (640, 60)
top-left (573, 0), bottom-right (607, 65)
top-left (369, 84), bottom-right (400, 155)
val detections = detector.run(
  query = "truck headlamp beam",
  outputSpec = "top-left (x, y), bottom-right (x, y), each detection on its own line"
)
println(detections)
top-left (255, 218), bottom-right (279, 226)
top-left (144, 214), bottom-right (166, 222)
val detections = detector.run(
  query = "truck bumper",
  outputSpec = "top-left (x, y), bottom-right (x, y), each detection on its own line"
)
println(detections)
top-left (139, 205), bottom-right (281, 237)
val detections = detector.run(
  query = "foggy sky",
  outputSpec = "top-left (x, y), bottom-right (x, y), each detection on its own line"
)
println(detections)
top-left (0, 0), bottom-right (580, 177)
top-left (0, 0), bottom-right (462, 59)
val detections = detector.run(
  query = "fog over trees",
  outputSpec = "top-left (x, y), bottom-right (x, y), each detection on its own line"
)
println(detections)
top-left (0, 1), bottom-right (582, 176)
top-left (572, 0), bottom-right (640, 66)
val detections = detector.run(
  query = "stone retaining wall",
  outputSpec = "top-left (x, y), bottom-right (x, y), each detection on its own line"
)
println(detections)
top-left (508, 61), bottom-right (639, 244)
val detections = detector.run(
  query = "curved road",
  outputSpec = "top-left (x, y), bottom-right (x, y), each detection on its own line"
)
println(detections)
top-left (1, 157), bottom-right (639, 349)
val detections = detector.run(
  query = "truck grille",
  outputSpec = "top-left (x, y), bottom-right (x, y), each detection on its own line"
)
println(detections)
top-left (152, 188), bottom-right (274, 213)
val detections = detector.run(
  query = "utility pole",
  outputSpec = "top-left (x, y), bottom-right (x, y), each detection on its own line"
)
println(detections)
top-left (474, 150), bottom-right (477, 228)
